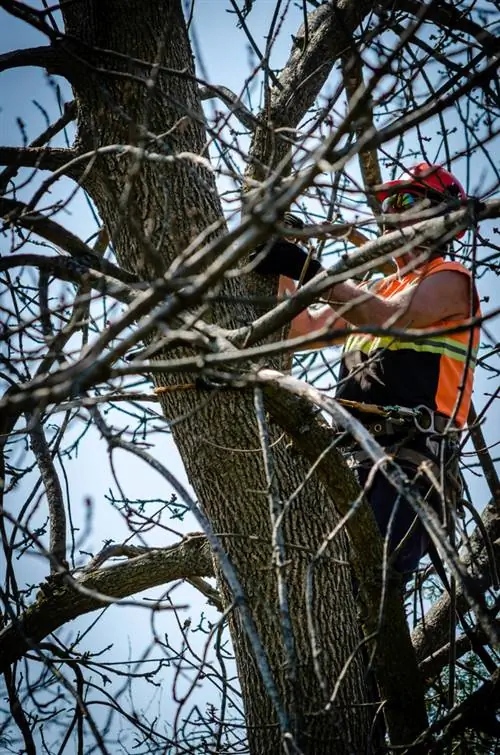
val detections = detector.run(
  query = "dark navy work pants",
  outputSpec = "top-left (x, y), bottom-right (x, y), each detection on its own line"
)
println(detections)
top-left (356, 459), bottom-right (441, 577)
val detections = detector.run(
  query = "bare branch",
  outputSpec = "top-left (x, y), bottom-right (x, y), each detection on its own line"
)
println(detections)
top-left (3, 667), bottom-right (36, 755)
top-left (0, 253), bottom-right (138, 300)
top-left (410, 669), bottom-right (500, 751)
top-left (0, 534), bottom-right (214, 671)
top-left (0, 146), bottom-right (80, 178)
top-left (341, 52), bottom-right (383, 216)
top-left (246, 0), bottom-right (375, 181)
top-left (0, 100), bottom-right (77, 193)
top-left (467, 403), bottom-right (500, 508)
top-left (398, 0), bottom-right (500, 58)
top-left (199, 84), bottom-right (259, 131)
top-left (419, 631), bottom-right (486, 682)
top-left (0, 44), bottom-right (65, 75)
top-left (412, 500), bottom-right (500, 663)
top-left (0, 198), bottom-right (138, 284)
top-left (28, 418), bottom-right (67, 573)
top-left (271, 1), bottom-right (371, 128)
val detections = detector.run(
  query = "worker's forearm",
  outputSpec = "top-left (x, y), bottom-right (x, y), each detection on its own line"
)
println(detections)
top-left (279, 275), bottom-right (348, 344)
top-left (327, 280), bottom-right (407, 327)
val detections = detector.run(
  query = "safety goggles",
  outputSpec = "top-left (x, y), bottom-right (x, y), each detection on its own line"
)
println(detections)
top-left (381, 192), bottom-right (424, 214)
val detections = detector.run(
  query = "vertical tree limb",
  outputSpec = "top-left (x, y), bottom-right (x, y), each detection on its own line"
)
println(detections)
top-left (28, 418), bottom-right (67, 572)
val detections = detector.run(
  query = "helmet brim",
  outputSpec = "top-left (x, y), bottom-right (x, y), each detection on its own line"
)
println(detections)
top-left (375, 179), bottom-right (430, 202)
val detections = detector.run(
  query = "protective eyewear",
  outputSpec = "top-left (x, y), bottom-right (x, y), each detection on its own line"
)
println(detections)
top-left (381, 192), bottom-right (423, 214)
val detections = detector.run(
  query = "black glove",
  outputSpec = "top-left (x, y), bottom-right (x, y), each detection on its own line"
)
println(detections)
top-left (283, 212), bottom-right (305, 230)
top-left (250, 239), bottom-right (323, 282)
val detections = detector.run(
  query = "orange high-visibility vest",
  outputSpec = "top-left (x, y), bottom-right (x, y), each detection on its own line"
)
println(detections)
top-left (337, 257), bottom-right (480, 427)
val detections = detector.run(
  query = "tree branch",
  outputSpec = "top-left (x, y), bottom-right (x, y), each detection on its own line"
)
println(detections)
top-left (340, 41), bottom-right (395, 274)
top-left (397, 0), bottom-right (500, 58)
top-left (28, 419), bottom-right (67, 574)
top-left (419, 631), bottom-right (485, 682)
top-left (199, 84), bottom-right (259, 131)
top-left (341, 51), bottom-right (383, 216)
top-left (271, 1), bottom-right (370, 128)
top-left (0, 100), bottom-right (77, 193)
top-left (0, 197), bottom-right (138, 284)
top-left (0, 146), bottom-right (80, 179)
top-left (3, 666), bottom-right (36, 755)
top-left (412, 500), bottom-right (500, 663)
top-left (246, 0), bottom-right (375, 181)
top-left (467, 403), bottom-right (500, 508)
top-left (409, 669), bottom-right (500, 751)
top-left (0, 253), bottom-right (138, 302)
top-left (0, 534), bottom-right (214, 672)
top-left (0, 44), bottom-right (66, 75)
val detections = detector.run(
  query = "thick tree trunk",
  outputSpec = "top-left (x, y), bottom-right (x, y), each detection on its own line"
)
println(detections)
top-left (60, 2), bottom-right (372, 751)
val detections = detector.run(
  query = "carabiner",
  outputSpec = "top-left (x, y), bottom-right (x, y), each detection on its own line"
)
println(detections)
top-left (414, 405), bottom-right (436, 434)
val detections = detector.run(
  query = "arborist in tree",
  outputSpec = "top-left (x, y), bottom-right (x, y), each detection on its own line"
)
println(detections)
top-left (253, 163), bottom-right (480, 580)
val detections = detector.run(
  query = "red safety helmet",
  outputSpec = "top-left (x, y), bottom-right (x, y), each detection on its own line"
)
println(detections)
top-left (376, 162), bottom-right (467, 239)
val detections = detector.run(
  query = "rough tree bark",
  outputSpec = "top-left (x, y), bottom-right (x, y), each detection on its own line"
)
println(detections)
top-left (55, 1), bottom-right (378, 752)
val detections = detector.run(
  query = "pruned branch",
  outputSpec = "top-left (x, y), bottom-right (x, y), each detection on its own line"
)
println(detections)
top-left (0, 534), bottom-right (214, 671)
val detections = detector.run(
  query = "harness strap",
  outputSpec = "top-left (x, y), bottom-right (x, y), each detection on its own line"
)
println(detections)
top-left (346, 446), bottom-right (462, 506)
top-left (335, 411), bottom-right (454, 440)
top-left (346, 447), bottom-right (440, 478)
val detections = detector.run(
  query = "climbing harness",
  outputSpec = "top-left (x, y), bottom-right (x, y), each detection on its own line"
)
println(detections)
top-left (333, 397), bottom-right (463, 511)
top-left (335, 398), bottom-right (458, 438)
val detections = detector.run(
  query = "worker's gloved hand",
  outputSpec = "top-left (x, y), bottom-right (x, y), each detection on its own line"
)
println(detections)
top-left (250, 239), bottom-right (323, 282)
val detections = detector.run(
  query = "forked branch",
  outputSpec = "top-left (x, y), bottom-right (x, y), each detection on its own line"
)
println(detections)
top-left (0, 534), bottom-right (214, 672)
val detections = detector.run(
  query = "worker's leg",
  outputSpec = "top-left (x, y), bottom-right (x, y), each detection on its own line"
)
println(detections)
top-left (356, 462), bottom-right (439, 576)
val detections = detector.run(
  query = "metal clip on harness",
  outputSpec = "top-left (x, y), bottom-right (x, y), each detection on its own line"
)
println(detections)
top-left (414, 405), bottom-right (453, 435)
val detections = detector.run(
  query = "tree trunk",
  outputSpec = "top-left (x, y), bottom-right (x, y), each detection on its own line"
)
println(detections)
top-left (60, 2), bottom-right (371, 751)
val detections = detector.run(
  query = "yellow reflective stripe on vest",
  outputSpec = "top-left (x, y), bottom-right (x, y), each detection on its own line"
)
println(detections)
top-left (344, 334), bottom-right (477, 366)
